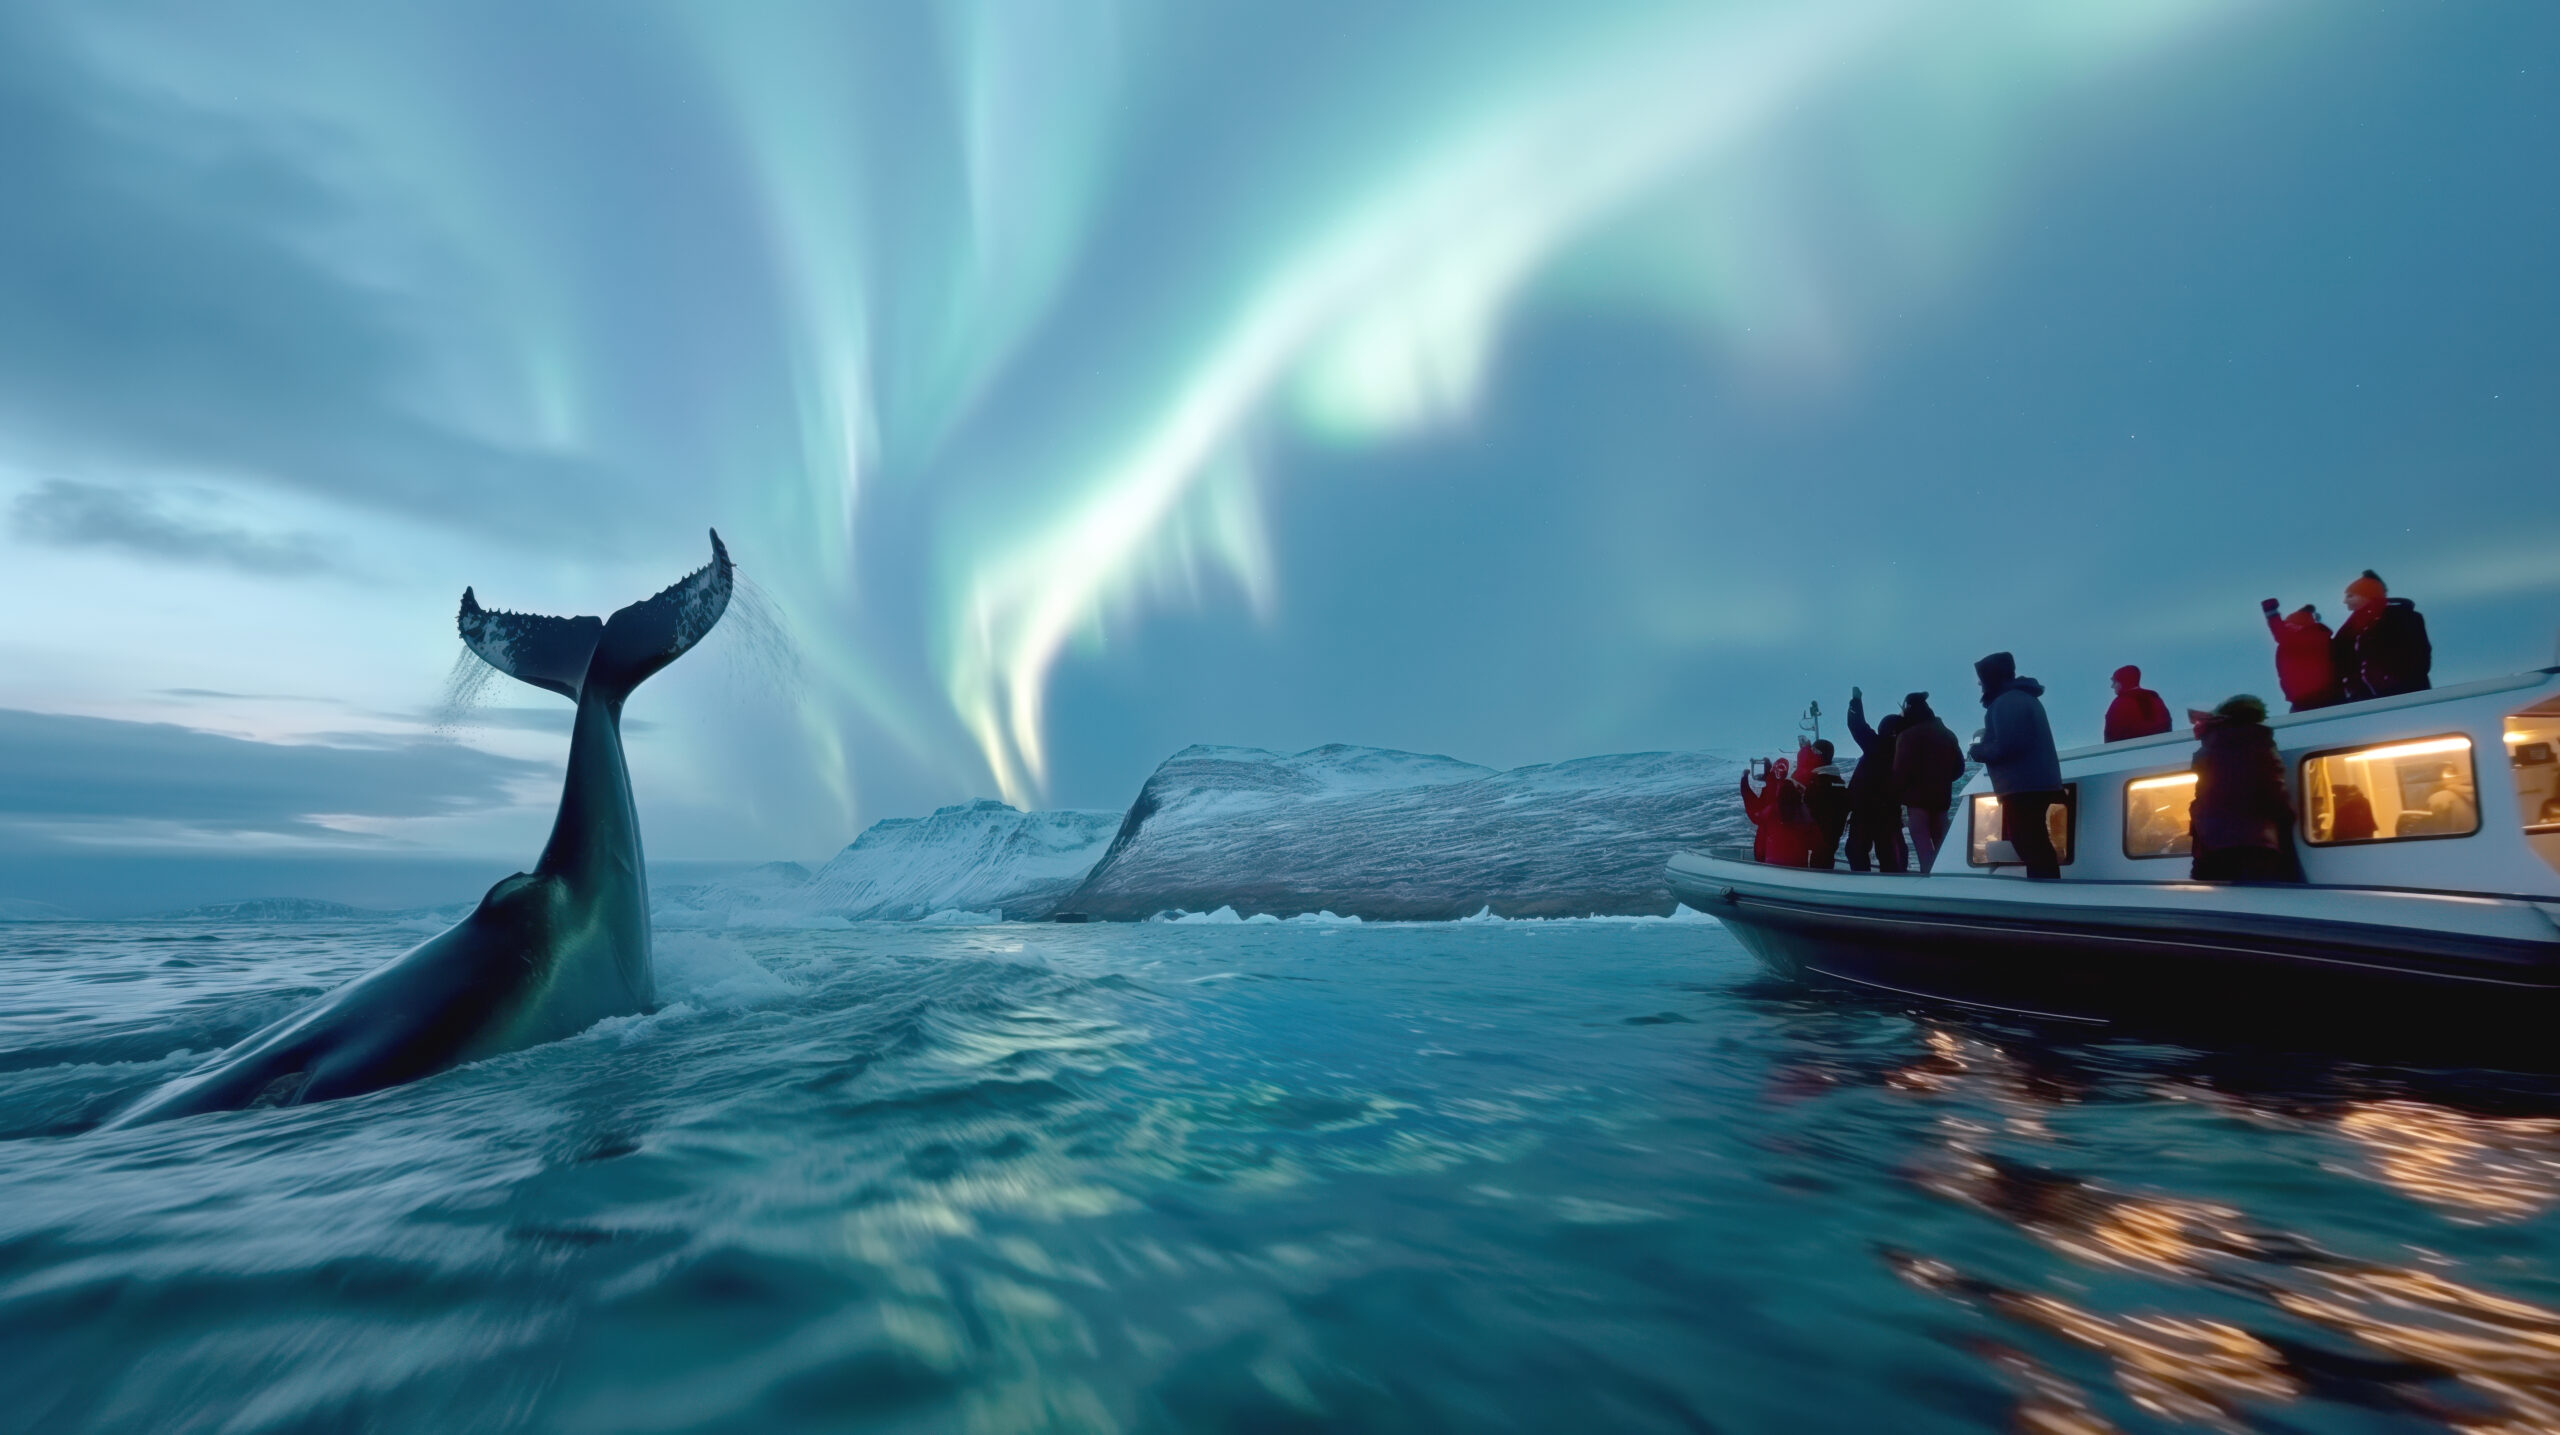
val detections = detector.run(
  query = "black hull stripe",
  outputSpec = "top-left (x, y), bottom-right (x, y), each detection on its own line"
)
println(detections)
top-left (1714, 891), bottom-right (2558, 989)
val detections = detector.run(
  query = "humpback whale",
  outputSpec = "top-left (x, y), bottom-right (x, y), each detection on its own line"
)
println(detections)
top-left (105, 532), bottom-right (733, 1129)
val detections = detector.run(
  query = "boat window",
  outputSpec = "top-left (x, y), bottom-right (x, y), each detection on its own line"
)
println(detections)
top-left (2123, 773), bottom-right (2195, 859)
top-left (2509, 702), bottom-right (2560, 876)
top-left (2299, 735), bottom-right (2479, 845)
top-left (1966, 785), bottom-right (2077, 867)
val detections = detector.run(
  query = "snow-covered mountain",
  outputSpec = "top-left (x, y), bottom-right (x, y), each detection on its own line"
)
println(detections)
top-left (656, 742), bottom-right (1764, 926)
top-left (1059, 743), bottom-right (1756, 921)
top-left (657, 800), bottom-right (1121, 925)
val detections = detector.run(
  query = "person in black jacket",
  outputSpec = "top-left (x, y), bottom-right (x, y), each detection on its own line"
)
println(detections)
top-left (2332, 570), bottom-right (2431, 702)
top-left (1842, 689), bottom-right (1908, 873)
top-left (1892, 692), bottom-right (1966, 873)
top-left (2187, 694), bottom-right (2298, 883)
top-left (1967, 652), bottom-right (2064, 879)
top-left (1804, 739), bottom-right (1851, 870)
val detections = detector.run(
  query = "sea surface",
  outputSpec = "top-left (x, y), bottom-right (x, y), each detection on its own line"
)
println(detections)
top-left (4, 916), bottom-right (2560, 1434)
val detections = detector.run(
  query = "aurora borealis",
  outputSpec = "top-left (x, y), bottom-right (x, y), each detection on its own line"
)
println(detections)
top-left (2, 1), bottom-right (2552, 907)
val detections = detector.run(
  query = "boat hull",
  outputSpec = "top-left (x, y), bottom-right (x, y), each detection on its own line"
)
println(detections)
top-left (1667, 851), bottom-right (2560, 1047)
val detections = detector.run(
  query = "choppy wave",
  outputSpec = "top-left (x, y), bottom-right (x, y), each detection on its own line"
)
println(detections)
top-left (5, 918), bottom-right (2560, 1432)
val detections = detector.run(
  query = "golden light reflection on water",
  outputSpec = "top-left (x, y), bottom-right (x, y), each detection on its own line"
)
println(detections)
top-left (2003, 1291), bottom-right (2297, 1424)
top-left (2334, 1100), bottom-right (2560, 1223)
top-left (2173, 1083), bottom-right (2560, 1225)
top-left (1883, 1027), bottom-right (2560, 1433)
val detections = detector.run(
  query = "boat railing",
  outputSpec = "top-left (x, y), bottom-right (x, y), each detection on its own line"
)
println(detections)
top-left (1693, 842), bottom-right (1937, 874)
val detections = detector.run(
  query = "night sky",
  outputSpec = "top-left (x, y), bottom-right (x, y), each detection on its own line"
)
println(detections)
top-left (1, 1), bottom-right (2552, 913)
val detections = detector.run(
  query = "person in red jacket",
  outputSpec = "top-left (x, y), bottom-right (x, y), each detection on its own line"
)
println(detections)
top-left (1738, 758), bottom-right (1817, 867)
top-left (2103, 666), bottom-right (2172, 743)
top-left (1739, 758), bottom-right (1780, 862)
top-left (2258, 598), bottom-right (2341, 711)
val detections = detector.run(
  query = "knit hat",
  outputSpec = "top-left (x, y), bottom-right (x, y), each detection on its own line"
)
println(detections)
top-left (1901, 692), bottom-right (1932, 718)
top-left (2211, 694), bottom-right (2269, 725)
top-left (2346, 570), bottom-right (2387, 606)
top-left (2287, 604), bottom-right (2319, 626)
top-left (2112, 664), bottom-right (2141, 686)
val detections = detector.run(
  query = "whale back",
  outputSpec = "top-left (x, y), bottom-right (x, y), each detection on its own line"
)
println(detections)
top-left (99, 532), bottom-right (734, 1129)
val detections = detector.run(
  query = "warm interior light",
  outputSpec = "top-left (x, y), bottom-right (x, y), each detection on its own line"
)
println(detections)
top-left (2509, 731), bottom-right (2537, 744)
top-left (2127, 773), bottom-right (2197, 792)
top-left (2343, 737), bottom-right (2472, 763)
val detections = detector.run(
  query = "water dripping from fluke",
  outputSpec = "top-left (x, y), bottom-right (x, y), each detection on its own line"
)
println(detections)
top-left (430, 643), bottom-right (499, 737)
top-left (714, 572), bottom-right (808, 710)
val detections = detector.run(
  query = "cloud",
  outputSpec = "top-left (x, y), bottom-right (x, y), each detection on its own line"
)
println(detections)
top-left (409, 705), bottom-right (656, 736)
top-left (0, 707), bottom-right (545, 841)
top-left (154, 688), bottom-right (337, 703)
top-left (139, 689), bottom-right (655, 736)
top-left (0, 5), bottom-right (604, 534)
top-left (13, 480), bottom-right (334, 574)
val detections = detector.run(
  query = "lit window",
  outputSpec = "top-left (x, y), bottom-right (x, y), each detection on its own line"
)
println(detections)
top-left (2299, 735), bottom-right (2478, 845)
top-left (2510, 705), bottom-right (2560, 876)
top-left (1966, 785), bottom-right (2077, 867)
top-left (2124, 772), bottom-right (2195, 859)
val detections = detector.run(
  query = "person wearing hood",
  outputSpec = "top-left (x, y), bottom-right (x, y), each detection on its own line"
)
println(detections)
top-left (1842, 690), bottom-right (1908, 872)
top-left (2186, 695), bottom-right (2298, 883)
top-left (2259, 599), bottom-right (2341, 711)
top-left (1804, 739), bottom-right (1850, 870)
top-left (2332, 570), bottom-right (2431, 702)
top-left (1892, 691), bottom-right (1966, 873)
top-left (1966, 652), bottom-right (2064, 879)
top-left (2103, 666), bottom-right (2172, 743)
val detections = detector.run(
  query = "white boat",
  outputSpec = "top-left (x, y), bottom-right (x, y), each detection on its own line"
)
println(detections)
top-left (1665, 667), bottom-right (2560, 1042)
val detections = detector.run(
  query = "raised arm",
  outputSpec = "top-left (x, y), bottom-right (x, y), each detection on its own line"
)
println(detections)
top-left (1846, 690), bottom-right (1879, 753)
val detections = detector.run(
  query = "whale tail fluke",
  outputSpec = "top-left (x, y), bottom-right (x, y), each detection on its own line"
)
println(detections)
top-left (457, 530), bottom-right (733, 703)
top-left (458, 597), bottom-right (603, 701)
top-left (587, 529), bottom-right (734, 701)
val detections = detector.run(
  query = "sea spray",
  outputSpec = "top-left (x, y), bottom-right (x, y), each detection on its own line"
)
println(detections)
top-left (429, 644), bottom-right (499, 737)
top-left (714, 573), bottom-right (807, 711)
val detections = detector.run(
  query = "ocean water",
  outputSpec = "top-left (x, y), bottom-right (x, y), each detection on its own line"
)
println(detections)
top-left (4, 918), bottom-right (2560, 1434)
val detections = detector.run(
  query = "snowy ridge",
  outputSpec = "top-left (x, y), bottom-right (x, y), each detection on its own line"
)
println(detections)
top-left (658, 800), bottom-right (1120, 925)
top-left (1064, 745), bottom-right (1756, 921)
